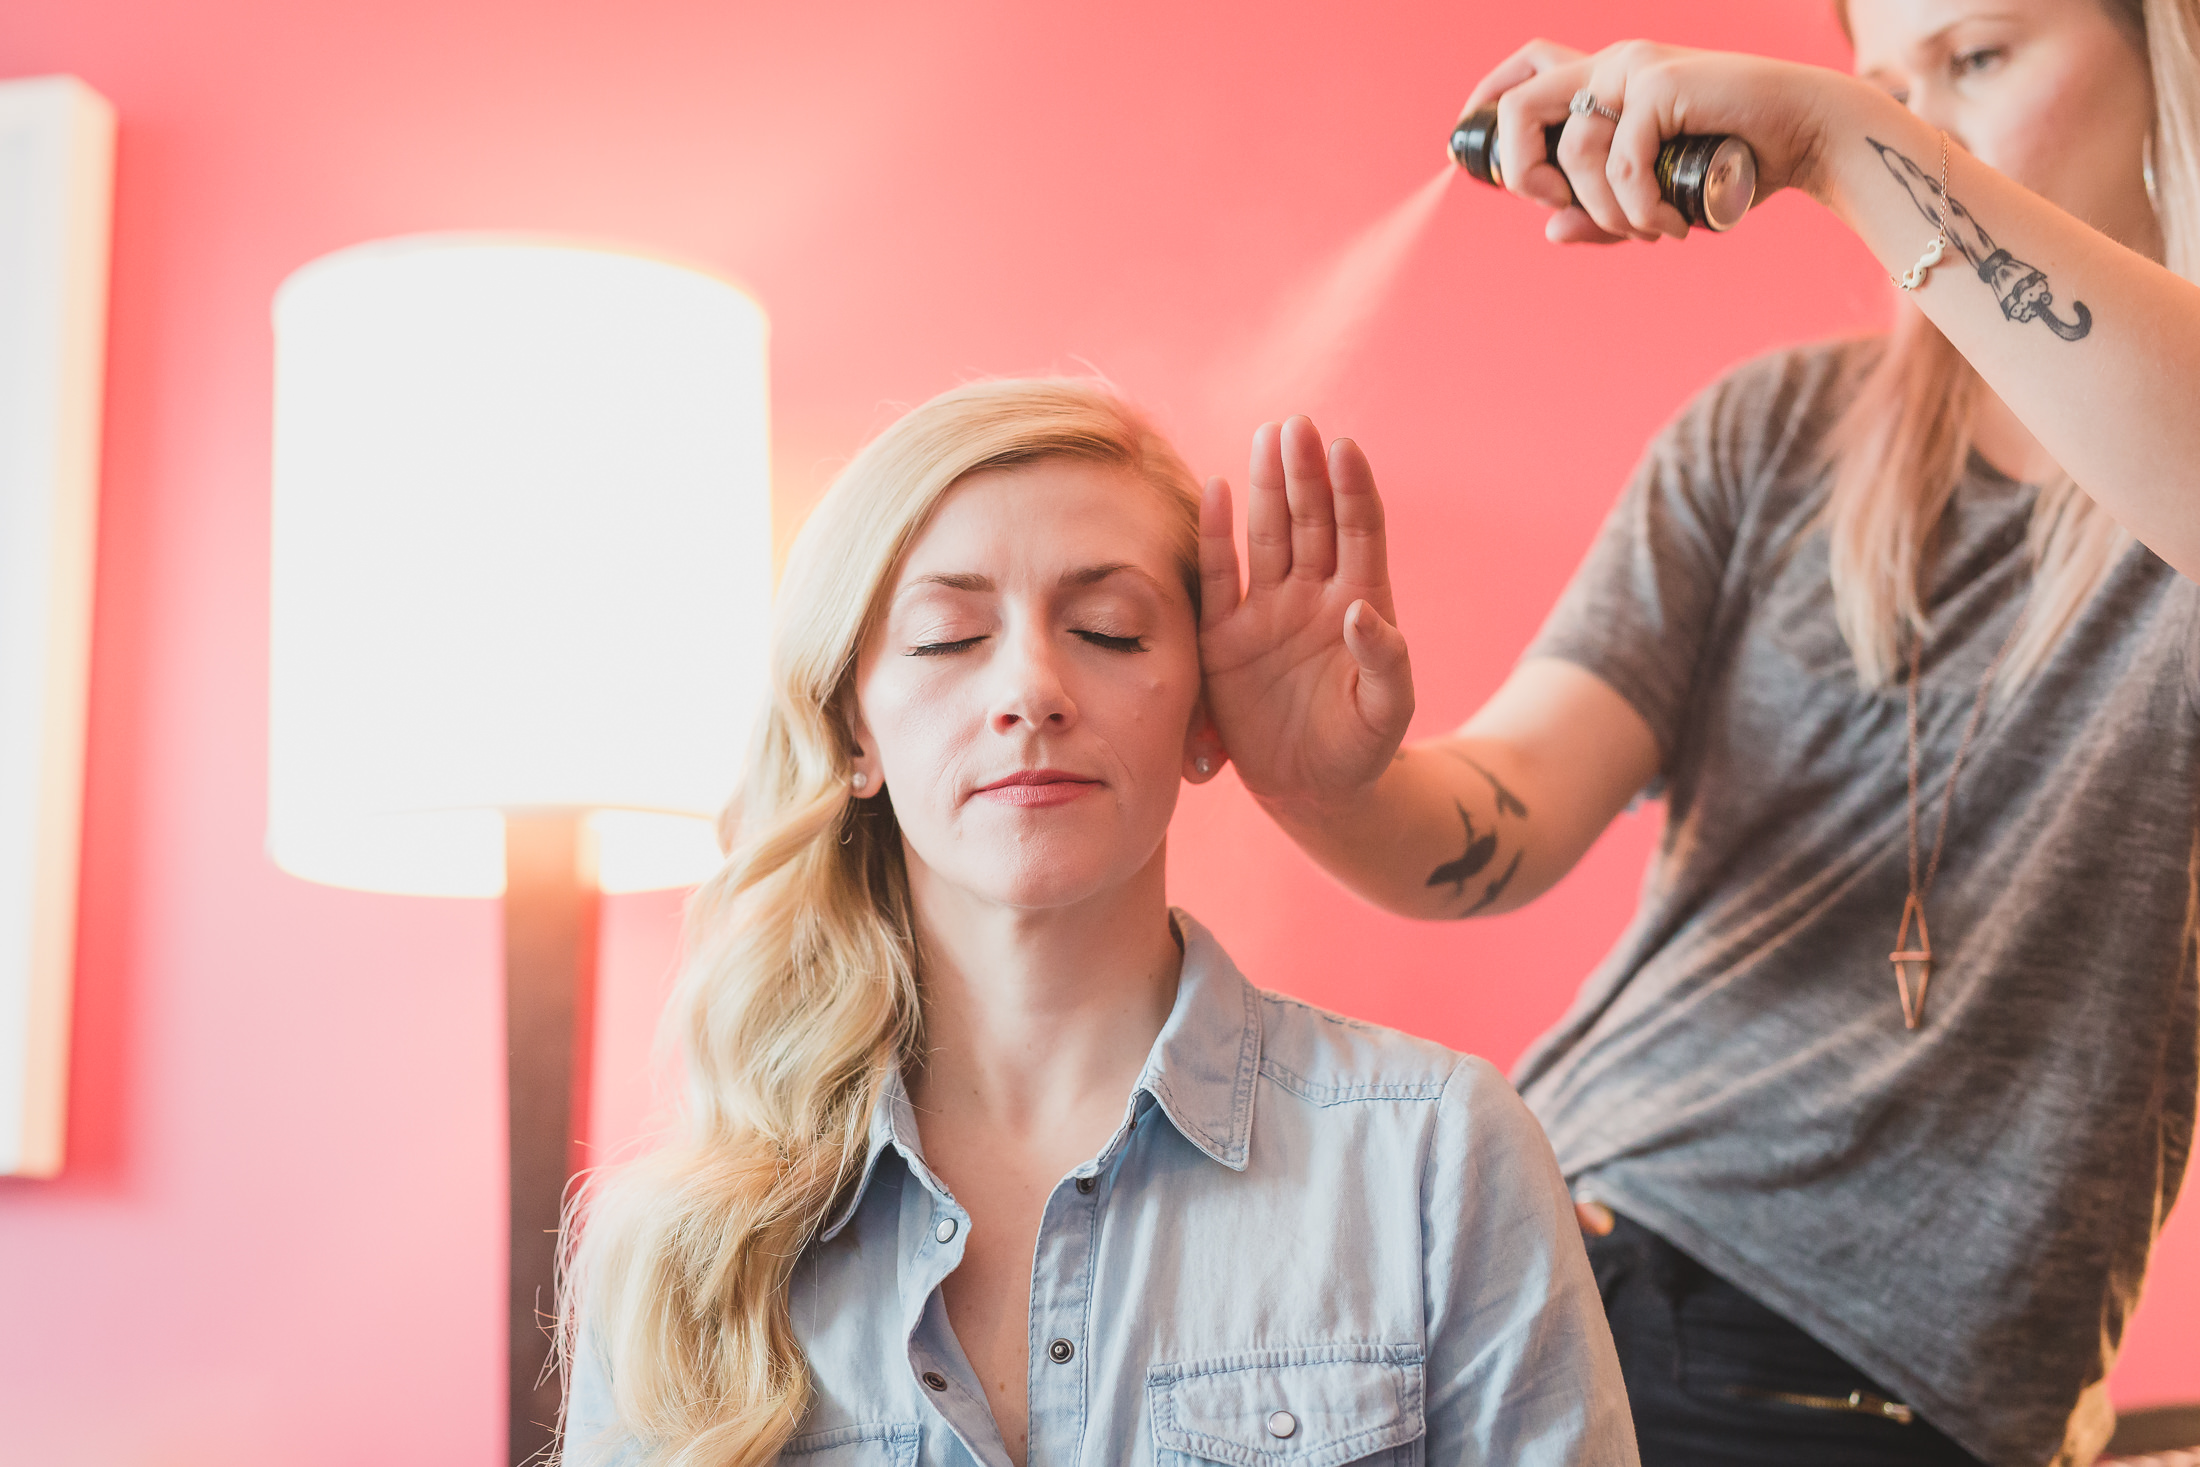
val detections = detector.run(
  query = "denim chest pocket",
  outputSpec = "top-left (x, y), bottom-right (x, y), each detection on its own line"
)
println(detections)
top-left (780, 1422), bottom-right (921, 1466)
top-left (1147, 1345), bottom-right (1425, 1467)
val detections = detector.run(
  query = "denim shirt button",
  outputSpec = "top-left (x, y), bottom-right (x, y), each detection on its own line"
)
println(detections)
top-left (1048, 1338), bottom-right (1075, 1363)
top-left (934, 1216), bottom-right (958, 1244)
top-left (1075, 1175), bottom-right (1096, 1195)
top-left (922, 1371), bottom-right (949, 1392)
top-left (1267, 1410), bottom-right (1298, 1439)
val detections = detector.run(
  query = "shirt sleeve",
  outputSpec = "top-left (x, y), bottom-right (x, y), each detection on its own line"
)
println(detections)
top-left (1418, 1055), bottom-right (1639, 1467)
top-left (1521, 371), bottom-right (1753, 767)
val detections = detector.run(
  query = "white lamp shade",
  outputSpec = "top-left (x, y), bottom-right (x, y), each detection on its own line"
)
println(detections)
top-left (269, 237), bottom-right (771, 896)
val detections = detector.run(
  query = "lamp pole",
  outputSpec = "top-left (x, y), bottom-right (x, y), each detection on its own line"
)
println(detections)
top-left (502, 812), bottom-right (598, 1465)
top-left (268, 237), bottom-right (771, 1464)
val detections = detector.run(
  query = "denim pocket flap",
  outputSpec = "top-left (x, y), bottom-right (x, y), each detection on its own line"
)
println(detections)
top-left (781, 1422), bottom-right (921, 1466)
top-left (1147, 1344), bottom-right (1425, 1467)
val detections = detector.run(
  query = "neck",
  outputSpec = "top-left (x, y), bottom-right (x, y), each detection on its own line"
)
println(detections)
top-left (902, 847), bottom-right (1182, 1140)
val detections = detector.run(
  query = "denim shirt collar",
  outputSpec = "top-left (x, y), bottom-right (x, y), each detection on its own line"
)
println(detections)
top-left (819, 908), bottom-right (1262, 1241)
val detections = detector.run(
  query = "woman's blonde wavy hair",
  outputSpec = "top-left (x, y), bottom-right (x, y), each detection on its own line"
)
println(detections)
top-left (1826, 0), bottom-right (2200, 688)
top-left (556, 378), bottom-right (1202, 1467)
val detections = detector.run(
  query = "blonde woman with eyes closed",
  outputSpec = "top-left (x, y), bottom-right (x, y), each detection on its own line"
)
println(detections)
top-left (1198, 1), bottom-right (2200, 1464)
top-left (554, 380), bottom-right (1638, 1467)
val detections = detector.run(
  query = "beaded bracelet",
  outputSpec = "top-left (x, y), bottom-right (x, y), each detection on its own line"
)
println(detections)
top-left (1894, 131), bottom-right (1951, 292)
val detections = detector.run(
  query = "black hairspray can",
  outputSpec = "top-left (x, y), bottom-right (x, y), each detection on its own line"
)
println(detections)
top-left (1448, 108), bottom-right (1758, 232)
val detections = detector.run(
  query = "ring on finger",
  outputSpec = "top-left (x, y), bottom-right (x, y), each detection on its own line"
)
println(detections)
top-left (1568, 87), bottom-right (1621, 125)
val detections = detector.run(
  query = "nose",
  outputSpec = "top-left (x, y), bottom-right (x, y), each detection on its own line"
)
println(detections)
top-left (989, 623), bottom-right (1077, 734)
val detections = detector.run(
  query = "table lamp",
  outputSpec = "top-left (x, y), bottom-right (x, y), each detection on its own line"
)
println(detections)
top-left (268, 237), bottom-right (770, 1464)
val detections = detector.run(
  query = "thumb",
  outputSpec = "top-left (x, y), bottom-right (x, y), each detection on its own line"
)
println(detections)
top-left (1343, 599), bottom-right (1415, 738)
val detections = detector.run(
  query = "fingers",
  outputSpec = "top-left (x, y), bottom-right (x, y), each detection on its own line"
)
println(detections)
top-left (1478, 37), bottom-right (1723, 247)
top-left (1245, 421), bottom-right (1291, 591)
top-left (1239, 418), bottom-right (1374, 599)
top-left (1545, 207), bottom-right (1631, 246)
top-left (1459, 37), bottom-right (1587, 117)
top-left (1280, 416), bottom-right (1336, 582)
top-left (1342, 599), bottom-right (1415, 741)
top-left (1555, 61), bottom-right (1657, 242)
top-left (1327, 437), bottom-right (1391, 597)
top-left (1459, 54), bottom-right (1541, 121)
top-left (1574, 1200), bottom-right (1616, 1238)
top-left (1198, 477), bottom-right (1241, 631)
top-left (1607, 69), bottom-right (1689, 238)
top-left (1494, 73), bottom-right (1575, 211)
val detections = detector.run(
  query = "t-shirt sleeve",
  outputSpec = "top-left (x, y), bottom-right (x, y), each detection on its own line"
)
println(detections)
top-left (2179, 573), bottom-right (2200, 715)
top-left (1418, 1056), bottom-right (1640, 1466)
top-left (1523, 373), bottom-right (1752, 764)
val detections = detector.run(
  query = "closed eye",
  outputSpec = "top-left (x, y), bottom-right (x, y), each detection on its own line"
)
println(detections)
top-left (1075, 630), bottom-right (1146, 652)
top-left (907, 636), bottom-right (986, 657)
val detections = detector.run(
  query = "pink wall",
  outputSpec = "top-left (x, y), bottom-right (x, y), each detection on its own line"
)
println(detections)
top-left (1, 0), bottom-right (2192, 1460)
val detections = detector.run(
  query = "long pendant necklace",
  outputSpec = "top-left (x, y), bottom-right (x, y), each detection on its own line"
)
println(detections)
top-left (1890, 607), bottom-right (2027, 1030)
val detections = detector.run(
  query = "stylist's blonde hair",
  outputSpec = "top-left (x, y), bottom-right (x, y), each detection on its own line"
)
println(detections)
top-left (557, 379), bottom-right (1201, 1467)
top-left (1826, 0), bottom-right (2200, 688)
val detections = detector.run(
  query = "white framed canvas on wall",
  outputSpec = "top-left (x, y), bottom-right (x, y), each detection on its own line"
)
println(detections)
top-left (0, 76), bottom-right (114, 1178)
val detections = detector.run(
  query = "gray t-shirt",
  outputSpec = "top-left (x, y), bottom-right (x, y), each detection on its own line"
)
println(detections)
top-left (1514, 340), bottom-right (2199, 1467)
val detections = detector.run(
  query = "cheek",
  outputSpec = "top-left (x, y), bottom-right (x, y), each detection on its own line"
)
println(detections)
top-left (1963, 85), bottom-right (2067, 184)
top-left (1094, 656), bottom-right (1201, 776)
top-left (1969, 46), bottom-right (2146, 209)
top-left (863, 671), bottom-right (973, 789)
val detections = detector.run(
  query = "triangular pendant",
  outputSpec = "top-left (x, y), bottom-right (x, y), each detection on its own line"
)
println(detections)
top-left (1888, 893), bottom-right (1933, 1031)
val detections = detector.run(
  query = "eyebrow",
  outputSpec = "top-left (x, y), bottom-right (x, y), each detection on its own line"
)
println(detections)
top-left (1062, 562), bottom-right (1163, 591)
top-left (906, 572), bottom-right (993, 593)
top-left (1915, 10), bottom-right (2021, 52)
top-left (1858, 8), bottom-right (2019, 74)
top-left (899, 563), bottom-right (1165, 597)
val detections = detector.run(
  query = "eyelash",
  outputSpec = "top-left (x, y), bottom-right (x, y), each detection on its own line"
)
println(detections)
top-left (1884, 45), bottom-right (2005, 104)
top-left (905, 631), bottom-right (1148, 657)
top-left (907, 637), bottom-right (985, 657)
top-left (1953, 45), bottom-right (2004, 77)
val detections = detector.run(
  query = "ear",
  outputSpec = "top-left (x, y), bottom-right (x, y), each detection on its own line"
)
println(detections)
top-left (848, 703), bottom-right (887, 799)
top-left (1181, 690), bottom-right (1229, 785)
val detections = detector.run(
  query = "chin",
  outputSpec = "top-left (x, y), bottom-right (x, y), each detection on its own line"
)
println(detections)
top-left (977, 862), bottom-right (1127, 912)
top-left (919, 836), bottom-right (1152, 912)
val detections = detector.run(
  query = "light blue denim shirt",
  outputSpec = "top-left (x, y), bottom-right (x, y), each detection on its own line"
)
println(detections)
top-left (568, 912), bottom-right (1636, 1467)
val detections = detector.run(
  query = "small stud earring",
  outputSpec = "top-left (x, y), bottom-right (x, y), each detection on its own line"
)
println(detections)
top-left (852, 772), bottom-right (869, 790)
top-left (1195, 757), bottom-right (1213, 776)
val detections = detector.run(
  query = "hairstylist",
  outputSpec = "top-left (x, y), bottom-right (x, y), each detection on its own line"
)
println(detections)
top-left (1196, 2), bottom-right (2200, 1464)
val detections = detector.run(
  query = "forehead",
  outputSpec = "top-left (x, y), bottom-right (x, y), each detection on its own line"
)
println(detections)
top-left (890, 458), bottom-right (1186, 595)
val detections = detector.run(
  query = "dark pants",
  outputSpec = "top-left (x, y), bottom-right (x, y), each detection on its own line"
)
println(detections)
top-left (1586, 1214), bottom-right (1989, 1467)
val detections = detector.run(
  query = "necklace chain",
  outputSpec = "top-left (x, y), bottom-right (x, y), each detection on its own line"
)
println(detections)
top-left (1893, 604), bottom-right (2027, 1030)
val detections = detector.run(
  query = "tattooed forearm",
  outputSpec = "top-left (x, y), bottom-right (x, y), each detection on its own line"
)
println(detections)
top-left (1868, 137), bottom-right (2092, 341)
top-left (1426, 801), bottom-right (1498, 897)
top-left (1462, 850), bottom-right (1523, 917)
top-left (1443, 749), bottom-right (1530, 818)
top-left (1423, 750), bottom-right (1532, 915)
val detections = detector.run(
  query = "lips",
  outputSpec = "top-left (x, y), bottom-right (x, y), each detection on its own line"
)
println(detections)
top-left (972, 768), bottom-right (1102, 808)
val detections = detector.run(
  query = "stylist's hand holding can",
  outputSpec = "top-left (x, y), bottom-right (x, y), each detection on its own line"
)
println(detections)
top-left (1461, 39), bottom-right (1846, 243)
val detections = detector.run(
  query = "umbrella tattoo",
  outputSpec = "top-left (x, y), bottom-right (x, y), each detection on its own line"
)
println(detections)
top-left (1869, 137), bottom-right (2092, 341)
